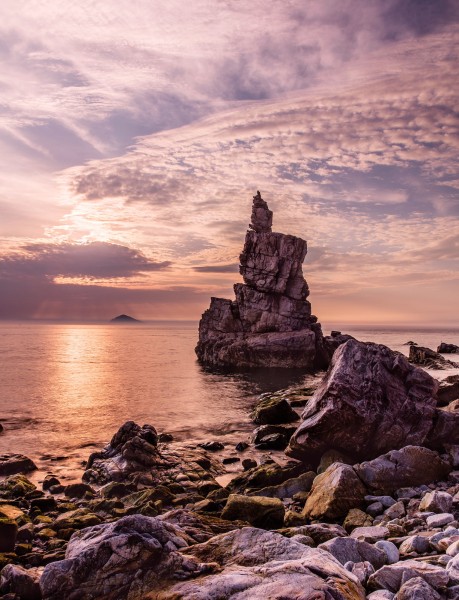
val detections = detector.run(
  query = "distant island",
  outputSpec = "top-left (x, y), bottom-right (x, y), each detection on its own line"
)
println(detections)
top-left (110, 314), bottom-right (141, 323)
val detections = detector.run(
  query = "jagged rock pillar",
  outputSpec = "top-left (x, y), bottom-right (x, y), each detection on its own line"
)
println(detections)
top-left (195, 192), bottom-right (328, 370)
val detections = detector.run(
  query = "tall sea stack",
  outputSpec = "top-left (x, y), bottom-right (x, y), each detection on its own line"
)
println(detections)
top-left (195, 192), bottom-right (328, 369)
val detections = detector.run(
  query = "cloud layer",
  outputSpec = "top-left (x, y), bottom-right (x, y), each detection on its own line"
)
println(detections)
top-left (0, 1), bottom-right (458, 323)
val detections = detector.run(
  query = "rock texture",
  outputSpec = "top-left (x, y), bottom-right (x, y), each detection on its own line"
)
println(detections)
top-left (195, 191), bottom-right (327, 369)
top-left (286, 340), bottom-right (452, 465)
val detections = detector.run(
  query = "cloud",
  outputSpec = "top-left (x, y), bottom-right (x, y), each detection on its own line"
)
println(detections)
top-left (0, 242), bottom-right (171, 281)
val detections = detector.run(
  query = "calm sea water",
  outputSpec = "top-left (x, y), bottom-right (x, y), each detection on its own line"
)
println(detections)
top-left (0, 321), bottom-right (458, 484)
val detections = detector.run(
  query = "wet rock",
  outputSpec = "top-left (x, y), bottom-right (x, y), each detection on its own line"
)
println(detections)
top-left (0, 454), bottom-right (37, 477)
top-left (196, 192), bottom-right (327, 369)
top-left (419, 490), bottom-right (453, 513)
top-left (64, 483), bottom-right (95, 499)
top-left (222, 456), bottom-right (239, 464)
top-left (287, 341), bottom-right (439, 465)
top-left (354, 446), bottom-right (451, 494)
top-left (221, 494), bottom-right (285, 529)
top-left (438, 342), bottom-right (459, 354)
top-left (303, 463), bottom-right (367, 520)
top-left (30, 497), bottom-right (57, 513)
top-left (242, 458), bottom-right (257, 471)
top-left (158, 432), bottom-right (173, 442)
top-left (368, 559), bottom-right (449, 593)
top-left (395, 576), bottom-right (441, 599)
top-left (251, 397), bottom-right (299, 425)
top-left (100, 481), bottom-right (136, 499)
top-left (319, 536), bottom-right (386, 569)
top-left (42, 476), bottom-right (60, 492)
top-left (235, 441), bottom-right (249, 452)
top-left (0, 564), bottom-right (42, 600)
top-left (252, 424), bottom-right (296, 448)
top-left (409, 344), bottom-right (459, 369)
top-left (198, 441), bottom-right (224, 451)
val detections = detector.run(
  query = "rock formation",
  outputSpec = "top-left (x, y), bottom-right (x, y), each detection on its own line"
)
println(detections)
top-left (196, 191), bottom-right (327, 369)
top-left (286, 339), bottom-right (459, 465)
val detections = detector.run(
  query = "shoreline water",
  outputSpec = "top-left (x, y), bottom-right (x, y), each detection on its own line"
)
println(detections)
top-left (0, 321), bottom-right (458, 487)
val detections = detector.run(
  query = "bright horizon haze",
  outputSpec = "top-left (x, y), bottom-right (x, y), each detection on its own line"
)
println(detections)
top-left (1, 1), bottom-right (458, 326)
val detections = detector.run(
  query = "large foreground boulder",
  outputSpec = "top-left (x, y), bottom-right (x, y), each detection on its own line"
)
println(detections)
top-left (196, 192), bottom-right (328, 369)
top-left (40, 516), bottom-right (365, 599)
top-left (286, 340), bottom-right (449, 465)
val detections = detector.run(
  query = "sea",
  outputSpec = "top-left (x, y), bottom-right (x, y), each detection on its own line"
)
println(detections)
top-left (0, 321), bottom-right (458, 485)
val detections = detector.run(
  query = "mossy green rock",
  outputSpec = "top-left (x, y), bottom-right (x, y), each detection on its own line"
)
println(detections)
top-left (0, 474), bottom-right (36, 499)
top-left (53, 509), bottom-right (102, 530)
top-left (228, 461), bottom-right (308, 494)
top-left (251, 396), bottom-right (299, 425)
top-left (221, 494), bottom-right (285, 529)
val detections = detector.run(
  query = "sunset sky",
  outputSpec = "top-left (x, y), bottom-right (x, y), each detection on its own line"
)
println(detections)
top-left (1, 0), bottom-right (458, 326)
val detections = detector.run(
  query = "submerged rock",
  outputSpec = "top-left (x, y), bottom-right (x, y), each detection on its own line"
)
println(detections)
top-left (196, 191), bottom-right (327, 369)
top-left (287, 340), bottom-right (439, 465)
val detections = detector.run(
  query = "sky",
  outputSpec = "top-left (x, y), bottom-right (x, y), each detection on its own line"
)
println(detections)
top-left (0, 0), bottom-right (458, 326)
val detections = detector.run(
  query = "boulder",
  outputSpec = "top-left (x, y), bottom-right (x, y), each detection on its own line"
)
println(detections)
top-left (83, 420), bottom-right (222, 487)
top-left (303, 463), bottom-right (367, 520)
top-left (166, 527), bottom-right (365, 599)
top-left (0, 454), bottom-right (37, 476)
top-left (39, 514), bottom-right (204, 600)
top-left (318, 536), bottom-right (387, 569)
top-left (196, 192), bottom-right (328, 369)
top-left (0, 474), bottom-right (36, 499)
top-left (249, 471), bottom-right (315, 499)
top-left (409, 345), bottom-right (459, 369)
top-left (227, 460), bottom-right (308, 494)
top-left (354, 446), bottom-right (451, 494)
top-left (368, 560), bottom-right (449, 593)
top-left (0, 564), bottom-right (42, 600)
top-left (287, 341), bottom-right (439, 465)
top-left (447, 552), bottom-right (459, 584)
top-left (394, 576), bottom-right (441, 600)
top-left (323, 331), bottom-right (356, 362)
top-left (419, 490), bottom-right (453, 513)
top-left (221, 494), bottom-right (285, 529)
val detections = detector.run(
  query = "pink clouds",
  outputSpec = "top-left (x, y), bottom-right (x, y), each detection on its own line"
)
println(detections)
top-left (0, 1), bottom-right (458, 323)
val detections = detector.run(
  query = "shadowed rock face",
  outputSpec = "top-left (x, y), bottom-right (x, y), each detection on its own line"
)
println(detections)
top-left (286, 340), bottom-right (447, 465)
top-left (195, 192), bottom-right (327, 369)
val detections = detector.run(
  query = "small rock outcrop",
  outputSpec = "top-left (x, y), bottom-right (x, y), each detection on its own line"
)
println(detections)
top-left (438, 342), bottom-right (459, 354)
top-left (409, 345), bottom-right (459, 369)
top-left (286, 340), bottom-right (443, 465)
top-left (195, 191), bottom-right (328, 369)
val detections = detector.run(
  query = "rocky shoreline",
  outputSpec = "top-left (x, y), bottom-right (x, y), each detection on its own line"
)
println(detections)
top-left (1, 339), bottom-right (459, 598)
